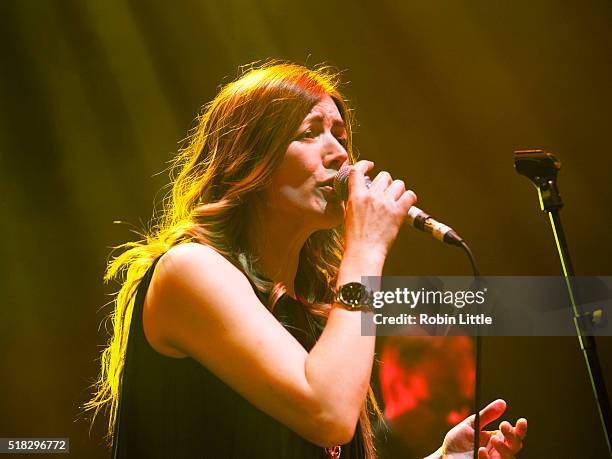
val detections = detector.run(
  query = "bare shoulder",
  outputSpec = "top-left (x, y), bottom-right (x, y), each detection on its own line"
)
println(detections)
top-left (143, 242), bottom-right (255, 357)
top-left (155, 242), bottom-right (257, 297)
top-left (161, 241), bottom-right (218, 261)
top-left (157, 242), bottom-right (243, 279)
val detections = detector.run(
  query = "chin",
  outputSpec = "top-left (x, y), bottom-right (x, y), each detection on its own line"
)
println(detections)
top-left (319, 203), bottom-right (345, 229)
top-left (293, 197), bottom-right (344, 230)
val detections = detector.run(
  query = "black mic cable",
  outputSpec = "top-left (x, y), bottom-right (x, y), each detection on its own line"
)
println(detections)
top-left (334, 166), bottom-right (483, 458)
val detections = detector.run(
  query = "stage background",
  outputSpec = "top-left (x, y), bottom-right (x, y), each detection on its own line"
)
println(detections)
top-left (1, 1), bottom-right (611, 457)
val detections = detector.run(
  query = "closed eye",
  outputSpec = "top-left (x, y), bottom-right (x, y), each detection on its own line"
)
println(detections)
top-left (295, 129), bottom-right (315, 141)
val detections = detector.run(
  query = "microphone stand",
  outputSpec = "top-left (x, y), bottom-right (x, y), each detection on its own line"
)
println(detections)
top-left (463, 246), bottom-right (482, 459)
top-left (515, 149), bottom-right (612, 457)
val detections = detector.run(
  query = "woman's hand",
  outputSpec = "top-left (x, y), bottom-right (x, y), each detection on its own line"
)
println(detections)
top-left (441, 399), bottom-right (527, 459)
top-left (343, 160), bottom-right (417, 259)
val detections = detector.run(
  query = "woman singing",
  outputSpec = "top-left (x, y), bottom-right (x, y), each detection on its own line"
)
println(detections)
top-left (86, 61), bottom-right (527, 458)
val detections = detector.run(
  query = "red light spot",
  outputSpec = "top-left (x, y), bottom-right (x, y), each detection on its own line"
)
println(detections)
top-left (447, 407), bottom-right (469, 425)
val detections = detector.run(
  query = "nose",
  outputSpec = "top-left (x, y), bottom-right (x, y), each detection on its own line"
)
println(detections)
top-left (323, 136), bottom-right (349, 171)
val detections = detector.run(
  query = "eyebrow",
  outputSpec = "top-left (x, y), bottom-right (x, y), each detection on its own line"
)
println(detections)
top-left (303, 114), bottom-right (346, 130)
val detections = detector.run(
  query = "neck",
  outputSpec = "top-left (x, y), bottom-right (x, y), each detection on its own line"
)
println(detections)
top-left (245, 204), bottom-right (315, 299)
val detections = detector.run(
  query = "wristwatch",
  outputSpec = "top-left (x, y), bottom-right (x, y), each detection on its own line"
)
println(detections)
top-left (334, 282), bottom-right (374, 312)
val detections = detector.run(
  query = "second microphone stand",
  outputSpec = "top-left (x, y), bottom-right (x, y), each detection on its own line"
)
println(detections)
top-left (515, 149), bottom-right (612, 457)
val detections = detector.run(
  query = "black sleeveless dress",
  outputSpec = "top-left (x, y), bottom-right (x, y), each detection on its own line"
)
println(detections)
top-left (112, 258), bottom-right (366, 458)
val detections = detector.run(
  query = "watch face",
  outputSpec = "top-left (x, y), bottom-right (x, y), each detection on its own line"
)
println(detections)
top-left (340, 282), bottom-right (367, 307)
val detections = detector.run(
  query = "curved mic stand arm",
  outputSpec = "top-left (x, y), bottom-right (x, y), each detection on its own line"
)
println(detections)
top-left (514, 149), bottom-right (612, 457)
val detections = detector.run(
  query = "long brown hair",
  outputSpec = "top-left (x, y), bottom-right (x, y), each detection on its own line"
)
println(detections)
top-left (84, 60), bottom-right (384, 458)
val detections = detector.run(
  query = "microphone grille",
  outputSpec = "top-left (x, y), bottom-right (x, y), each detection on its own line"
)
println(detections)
top-left (333, 167), bottom-right (351, 200)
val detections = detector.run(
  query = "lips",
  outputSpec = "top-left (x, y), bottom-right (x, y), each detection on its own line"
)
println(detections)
top-left (318, 176), bottom-right (336, 187)
top-left (318, 175), bottom-right (340, 202)
top-left (319, 184), bottom-right (340, 203)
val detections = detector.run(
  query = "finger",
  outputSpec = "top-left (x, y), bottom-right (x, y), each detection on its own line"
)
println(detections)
top-left (352, 159), bottom-right (375, 173)
top-left (347, 161), bottom-right (373, 196)
top-left (396, 189), bottom-right (417, 213)
top-left (478, 430), bottom-right (493, 447)
top-left (499, 421), bottom-right (515, 439)
top-left (491, 435), bottom-right (516, 458)
top-left (351, 160), bottom-right (374, 177)
top-left (478, 447), bottom-right (490, 459)
top-left (469, 399), bottom-right (507, 430)
top-left (515, 418), bottom-right (528, 440)
top-left (499, 422), bottom-right (521, 451)
top-left (369, 171), bottom-right (392, 193)
top-left (339, 158), bottom-right (351, 171)
top-left (384, 179), bottom-right (406, 201)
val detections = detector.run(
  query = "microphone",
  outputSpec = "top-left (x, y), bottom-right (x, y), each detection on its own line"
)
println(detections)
top-left (333, 167), bottom-right (464, 246)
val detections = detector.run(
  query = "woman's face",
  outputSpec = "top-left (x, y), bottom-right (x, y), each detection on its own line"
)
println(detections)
top-left (265, 93), bottom-right (349, 229)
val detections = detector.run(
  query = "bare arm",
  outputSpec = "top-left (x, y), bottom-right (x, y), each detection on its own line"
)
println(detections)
top-left (304, 161), bottom-right (417, 441)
